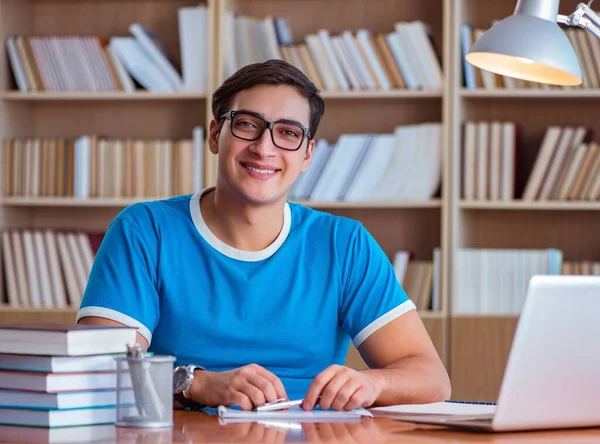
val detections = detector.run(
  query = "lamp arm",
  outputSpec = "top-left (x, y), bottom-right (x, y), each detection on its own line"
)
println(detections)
top-left (560, 1), bottom-right (600, 40)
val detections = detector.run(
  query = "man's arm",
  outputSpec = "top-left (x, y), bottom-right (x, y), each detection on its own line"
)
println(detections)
top-left (78, 316), bottom-right (149, 351)
top-left (357, 310), bottom-right (451, 405)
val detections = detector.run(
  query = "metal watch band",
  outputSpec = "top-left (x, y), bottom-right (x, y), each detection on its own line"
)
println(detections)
top-left (174, 364), bottom-right (207, 411)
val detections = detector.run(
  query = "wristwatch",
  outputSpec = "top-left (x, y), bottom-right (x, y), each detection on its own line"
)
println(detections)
top-left (173, 364), bottom-right (206, 411)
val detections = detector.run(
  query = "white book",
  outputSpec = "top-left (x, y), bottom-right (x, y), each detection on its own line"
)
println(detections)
top-left (462, 122), bottom-right (477, 199)
top-left (410, 21), bottom-right (443, 90)
top-left (395, 22), bottom-right (430, 89)
top-left (129, 23), bottom-right (183, 90)
top-left (0, 406), bottom-right (116, 428)
top-left (22, 230), bottom-right (42, 308)
top-left (33, 230), bottom-right (54, 309)
top-left (501, 122), bottom-right (516, 201)
top-left (106, 42), bottom-right (136, 92)
top-left (344, 134), bottom-right (396, 201)
top-left (1, 232), bottom-right (19, 307)
top-left (476, 121), bottom-right (489, 200)
top-left (522, 126), bottom-right (562, 200)
top-left (56, 233), bottom-right (81, 308)
top-left (318, 29), bottom-right (350, 91)
top-left (263, 17), bottom-right (283, 61)
top-left (178, 6), bottom-right (207, 92)
top-left (223, 12), bottom-right (238, 78)
top-left (0, 388), bottom-right (134, 410)
top-left (193, 126), bottom-right (204, 192)
top-left (330, 36), bottom-right (362, 90)
top-left (310, 135), bottom-right (365, 201)
top-left (111, 37), bottom-right (174, 92)
top-left (43, 230), bottom-right (68, 309)
top-left (10, 231), bottom-right (30, 307)
top-left (341, 31), bottom-right (376, 90)
top-left (538, 126), bottom-right (574, 200)
top-left (305, 34), bottom-right (338, 91)
top-left (385, 32), bottom-right (420, 89)
top-left (488, 121), bottom-right (503, 200)
top-left (74, 136), bottom-right (91, 198)
top-left (6, 37), bottom-right (29, 92)
top-left (356, 29), bottom-right (391, 90)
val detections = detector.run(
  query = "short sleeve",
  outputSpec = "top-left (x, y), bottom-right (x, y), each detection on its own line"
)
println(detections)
top-left (339, 224), bottom-right (416, 348)
top-left (76, 216), bottom-right (159, 345)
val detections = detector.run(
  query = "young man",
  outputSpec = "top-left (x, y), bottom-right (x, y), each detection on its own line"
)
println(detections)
top-left (78, 59), bottom-right (450, 412)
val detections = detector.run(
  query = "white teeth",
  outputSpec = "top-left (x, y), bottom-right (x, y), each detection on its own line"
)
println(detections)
top-left (244, 164), bottom-right (277, 175)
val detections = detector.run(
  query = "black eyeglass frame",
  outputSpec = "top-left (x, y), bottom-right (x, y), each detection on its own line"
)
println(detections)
top-left (220, 110), bottom-right (312, 151)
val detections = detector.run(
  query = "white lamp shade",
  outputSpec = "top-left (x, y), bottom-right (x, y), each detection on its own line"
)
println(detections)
top-left (466, 14), bottom-right (582, 86)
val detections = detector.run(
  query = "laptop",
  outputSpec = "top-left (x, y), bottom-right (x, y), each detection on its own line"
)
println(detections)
top-left (404, 275), bottom-right (600, 432)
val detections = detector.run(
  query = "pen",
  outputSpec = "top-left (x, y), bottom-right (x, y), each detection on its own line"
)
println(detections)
top-left (254, 398), bottom-right (304, 412)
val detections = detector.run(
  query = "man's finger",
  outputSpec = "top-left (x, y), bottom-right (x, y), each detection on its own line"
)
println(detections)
top-left (240, 382), bottom-right (267, 408)
top-left (332, 379), bottom-right (361, 411)
top-left (318, 373), bottom-right (349, 410)
top-left (302, 367), bottom-right (338, 410)
top-left (256, 366), bottom-right (288, 400)
top-left (246, 373), bottom-right (279, 404)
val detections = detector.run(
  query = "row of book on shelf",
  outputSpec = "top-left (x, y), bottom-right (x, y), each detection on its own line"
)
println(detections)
top-left (453, 249), bottom-right (600, 315)
top-left (6, 5), bottom-right (207, 93)
top-left (0, 323), bottom-right (136, 429)
top-left (523, 125), bottom-right (600, 201)
top-left (462, 121), bottom-right (517, 201)
top-left (0, 229), bottom-right (104, 310)
top-left (393, 250), bottom-right (440, 312)
top-left (290, 123), bottom-right (442, 202)
top-left (461, 23), bottom-right (600, 90)
top-left (462, 122), bottom-right (600, 202)
top-left (223, 13), bottom-right (442, 91)
top-left (2, 127), bottom-right (205, 199)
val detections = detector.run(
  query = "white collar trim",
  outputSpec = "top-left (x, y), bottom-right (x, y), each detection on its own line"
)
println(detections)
top-left (189, 187), bottom-right (291, 262)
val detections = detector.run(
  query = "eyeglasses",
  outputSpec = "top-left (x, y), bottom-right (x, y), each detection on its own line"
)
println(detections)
top-left (220, 110), bottom-right (311, 151)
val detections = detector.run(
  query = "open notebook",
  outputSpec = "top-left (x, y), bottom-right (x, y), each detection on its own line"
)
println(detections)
top-left (370, 401), bottom-right (496, 416)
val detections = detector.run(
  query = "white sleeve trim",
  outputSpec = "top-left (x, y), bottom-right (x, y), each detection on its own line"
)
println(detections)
top-left (76, 306), bottom-right (153, 346)
top-left (352, 300), bottom-right (416, 348)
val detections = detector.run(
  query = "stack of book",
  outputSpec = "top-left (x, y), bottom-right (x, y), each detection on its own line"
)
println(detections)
top-left (0, 323), bottom-right (137, 429)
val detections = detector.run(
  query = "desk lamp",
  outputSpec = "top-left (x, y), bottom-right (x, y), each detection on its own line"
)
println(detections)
top-left (465, 0), bottom-right (600, 85)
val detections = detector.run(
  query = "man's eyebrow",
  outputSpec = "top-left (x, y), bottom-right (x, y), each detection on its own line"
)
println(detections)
top-left (236, 108), bottom-right (308, 128)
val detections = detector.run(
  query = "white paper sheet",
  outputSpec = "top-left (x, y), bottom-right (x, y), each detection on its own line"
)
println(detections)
top-left (217, 405), bottom-right (373, 420)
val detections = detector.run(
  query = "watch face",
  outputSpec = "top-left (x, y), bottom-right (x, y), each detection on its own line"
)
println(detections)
top-left (173, 367), bottom-right (188, 391)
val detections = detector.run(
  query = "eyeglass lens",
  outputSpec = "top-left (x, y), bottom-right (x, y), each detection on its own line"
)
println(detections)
top-left (231, 112), bottom-right (304, 150)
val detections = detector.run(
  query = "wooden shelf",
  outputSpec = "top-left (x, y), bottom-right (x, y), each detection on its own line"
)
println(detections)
top-left (0, 197), bottom-right (443, 209)
top-left (295, 199), bottom-right (442, 209)
top-left (0, 92), bottom-right (207, 101)
top-left (320, 90), bottom-right (443, 99)
top-left (460, 200), bottom-right (600, 211)
top-left (461, 88), bottom-right (600, 99)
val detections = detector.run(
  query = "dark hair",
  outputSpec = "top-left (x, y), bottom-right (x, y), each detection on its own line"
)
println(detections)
top-left (212, 59), bottom-right (325, 139)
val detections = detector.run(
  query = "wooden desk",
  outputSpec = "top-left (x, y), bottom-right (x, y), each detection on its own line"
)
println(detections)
top-left (3, 411), bottom-right (600, 443)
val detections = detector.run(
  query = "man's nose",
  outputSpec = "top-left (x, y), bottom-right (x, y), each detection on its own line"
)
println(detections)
top-left (249, 128), bottom-right (277, 156)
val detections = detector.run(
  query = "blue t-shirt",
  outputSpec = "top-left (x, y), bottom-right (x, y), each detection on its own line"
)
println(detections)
top-left (77, 188), bottom-right (415, 400)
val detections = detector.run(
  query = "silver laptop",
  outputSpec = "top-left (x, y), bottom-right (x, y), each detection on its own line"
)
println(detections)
top-left (405, 275), bottom-right (600, 432)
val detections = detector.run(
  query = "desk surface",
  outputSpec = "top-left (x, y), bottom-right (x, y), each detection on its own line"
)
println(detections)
top-left (4, 410), bottom-right (599, 443)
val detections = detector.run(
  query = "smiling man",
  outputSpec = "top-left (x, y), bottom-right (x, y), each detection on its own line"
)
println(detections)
top-left (77, 59), bottom-right (450, 412)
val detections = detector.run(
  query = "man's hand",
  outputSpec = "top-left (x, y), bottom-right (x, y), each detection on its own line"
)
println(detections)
top-left (190, 364), bottom-right (287, 411)
top-left (302, 365), bottom-right (381, 411)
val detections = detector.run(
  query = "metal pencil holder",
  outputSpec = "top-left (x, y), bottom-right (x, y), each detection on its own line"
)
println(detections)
top-left (115, 344), bottom-right (175, 428)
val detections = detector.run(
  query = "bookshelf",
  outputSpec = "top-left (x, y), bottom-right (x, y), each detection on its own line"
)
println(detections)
top-left (450, 0), bottom-right (600, 402)
top-left (2, 0), bottom-right (597, 403)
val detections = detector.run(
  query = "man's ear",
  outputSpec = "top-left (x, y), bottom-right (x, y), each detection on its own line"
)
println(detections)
top-left (300, 138), bottom-right (316, 173)
top-left (208, 120), bottom-right (220, 155)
